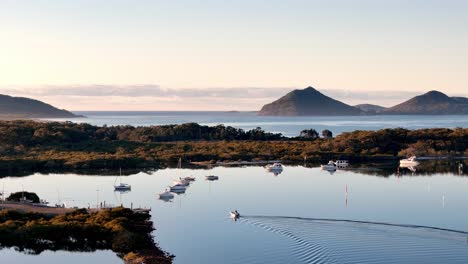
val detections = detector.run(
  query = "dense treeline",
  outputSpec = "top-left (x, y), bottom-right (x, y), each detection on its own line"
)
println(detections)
top-left (0, 207), bottom-right (172, 264)
top-left (0, 120), bottom-right (282, 147)
top-left (0, 120), bottom-right (466, 171)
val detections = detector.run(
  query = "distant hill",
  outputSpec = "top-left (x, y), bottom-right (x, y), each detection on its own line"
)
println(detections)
top-left (383, 90), bottom-right (468, 115)
top-left (354, 104), bottom-right (387, 114)
top-left (258, 87), bottom-right (363, 116)
top-left (0, 94), bottom-right (80, 118)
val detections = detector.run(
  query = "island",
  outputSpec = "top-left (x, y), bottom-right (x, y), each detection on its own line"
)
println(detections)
top-left (0, 94), bottom-right (81, 119)
top-left (258, 87), bottom-right (468, 116)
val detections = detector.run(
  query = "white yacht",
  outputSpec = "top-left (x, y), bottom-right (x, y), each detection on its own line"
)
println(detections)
top-left (265, 163), bottom-right (283, 171)
top-left (114, 168), bottom-right (131, 191)
top-left (400, 156), bottom-right (419, 166)
top-left (335, 160), bottom-right (349, 168)
top-left (321, 160), bottom-right (337, 171)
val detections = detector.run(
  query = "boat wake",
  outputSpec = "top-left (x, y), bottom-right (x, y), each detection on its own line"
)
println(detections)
top-left (237, 215), bottom-right (468, 264)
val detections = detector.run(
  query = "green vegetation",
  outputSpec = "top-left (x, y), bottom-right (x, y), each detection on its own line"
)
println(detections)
top-left (0, 207), bottom-right (172, 264)
top-left (0, 120), bottom-right (466, 172)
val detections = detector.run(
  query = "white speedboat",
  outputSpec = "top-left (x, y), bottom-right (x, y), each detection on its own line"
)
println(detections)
top-left (265, 163), bottom-right (283, 171)
top-left (400, 156), bottom-right (419, 166)
top-left (230, 210), bottom-right (240, 219)
top-left (335, 160), bottom-right (349, 168)
top-left (321, 160), bottom-right (337, 171)
top-left (158, 189), bottom-right (174, 199)
top-left (205, 175), bottom-right (219, 181)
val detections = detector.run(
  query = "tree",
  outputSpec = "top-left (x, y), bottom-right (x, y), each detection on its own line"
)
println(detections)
top-left (299, 129), bottom-right (319, 140)
top-left (7, 191), bottom-right (40, 203)
top-left (322, 129), bottom-right (333, 139)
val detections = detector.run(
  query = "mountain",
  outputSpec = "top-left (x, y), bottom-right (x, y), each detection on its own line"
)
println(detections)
top-left (0, 94), bottom-right (80, 118)
top-left (354, 104), bottom-right (387, 114)
top-left (258, 87), bottom-right (363, 116)
top-left (383, 90), bottom-right (468, 115)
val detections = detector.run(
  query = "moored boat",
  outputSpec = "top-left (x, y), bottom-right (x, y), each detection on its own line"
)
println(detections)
top-left (265, 163), bottom-right (283, 171)
top-left (205, 175), bottom-right (219, 181)
top-left (321, 160), bottom-right (337, 171)
top-left (400, 156), bottom-right (419, 166)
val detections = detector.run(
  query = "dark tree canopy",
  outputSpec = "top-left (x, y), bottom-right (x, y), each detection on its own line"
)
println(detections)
top-left (7, 191), bottom-right (40, 203)
top-left (299, 129), bottom-right (319, 139)
top-left (322, 129), bottom-right (333, 139)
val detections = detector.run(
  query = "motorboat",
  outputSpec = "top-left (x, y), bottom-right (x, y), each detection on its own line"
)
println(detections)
top-left (265, 163), bottom-right (283, 171)
top-left (230, 210), bottom-right (240, 219)
top-left (400, 156), bottom-right (419, 166)
top-left (205, 175), bottom-right (219, 181)
top-left (321, 160), bottom-right (337, 171)
top-left (158, 189), bottom-right (174, 199)
top-left (335, 160), bottom-right (349, 168)
top-left (114, 168), bottom-right (131, 191)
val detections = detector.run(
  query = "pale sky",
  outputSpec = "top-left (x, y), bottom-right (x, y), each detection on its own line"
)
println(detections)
top-left (1, 0), bottom-right (467, 110)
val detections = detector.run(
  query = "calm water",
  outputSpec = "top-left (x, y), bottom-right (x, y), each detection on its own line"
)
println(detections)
top-left (1, 162), bottom-right (468, 263)
top-left (43, 111), bottom-right (468, 136)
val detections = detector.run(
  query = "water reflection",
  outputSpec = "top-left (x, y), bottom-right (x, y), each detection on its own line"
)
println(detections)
top-left (1, 161), bottom-right (468, 263)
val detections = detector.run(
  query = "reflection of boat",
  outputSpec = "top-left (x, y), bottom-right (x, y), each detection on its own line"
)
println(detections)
top-left (321, 161), bottom-right (337, 171)
top-left (266, 163), bottom-right (283, 171)
top-left (205, 175), bottom-right (219, 181)
top-left (158, 189), bottom-right (175, 199)
top-left (400, 156), bottom-right (419, 166)
top-left (335, 160), bottom-right (349, 168)
top-left (230, 210), bottom-right (240, 219)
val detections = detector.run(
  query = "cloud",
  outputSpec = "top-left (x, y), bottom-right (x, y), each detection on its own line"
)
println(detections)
top-left (0, 85), bottom-right (292, 99)
top-left (1, 85), bottom-right (466, 110)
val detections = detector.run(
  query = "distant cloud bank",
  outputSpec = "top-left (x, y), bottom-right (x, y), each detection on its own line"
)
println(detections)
top-left (0, 85), bottom-right (465, 111)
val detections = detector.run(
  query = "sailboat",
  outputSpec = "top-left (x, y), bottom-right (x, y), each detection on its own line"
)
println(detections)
top-left (114, 168), bottom-right (131, 191)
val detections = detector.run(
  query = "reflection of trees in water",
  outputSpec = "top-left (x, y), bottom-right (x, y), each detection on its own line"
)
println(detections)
top-left (0, 208), bottom-right (172, 263)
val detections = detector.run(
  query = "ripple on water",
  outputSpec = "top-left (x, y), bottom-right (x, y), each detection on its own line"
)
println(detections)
top-left (238, 216), bottom-right (468, 264)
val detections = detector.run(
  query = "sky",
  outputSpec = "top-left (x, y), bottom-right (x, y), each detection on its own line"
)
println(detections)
top-left (1, 0), bottom-right (467, 110)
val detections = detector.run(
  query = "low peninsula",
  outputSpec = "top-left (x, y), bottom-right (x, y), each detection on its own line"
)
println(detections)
top-left (0, 120), bottom-right (466, 173)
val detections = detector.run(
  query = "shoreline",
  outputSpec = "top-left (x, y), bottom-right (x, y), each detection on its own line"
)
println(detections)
top-left (0, 205), bottom-right (173, 264)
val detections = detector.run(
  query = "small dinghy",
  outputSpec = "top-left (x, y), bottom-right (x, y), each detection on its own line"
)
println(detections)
top-left (205, 175), bottom-right (219, 181)
top-left (230, 210), bottom-right (240, 219)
